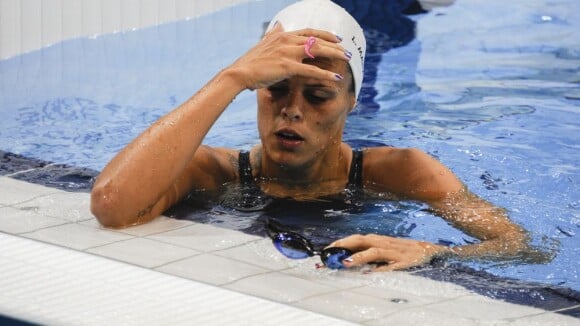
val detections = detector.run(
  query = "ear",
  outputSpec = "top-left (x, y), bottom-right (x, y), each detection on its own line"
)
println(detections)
top-left (348, 95), bottom-right (356, 113)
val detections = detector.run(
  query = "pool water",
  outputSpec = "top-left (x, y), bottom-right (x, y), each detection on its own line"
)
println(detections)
top-left (0, 0), bottom-right (578, 303)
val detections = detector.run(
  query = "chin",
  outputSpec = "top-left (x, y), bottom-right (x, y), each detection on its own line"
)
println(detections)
top-left (266, 147), bottom-right (312, 170)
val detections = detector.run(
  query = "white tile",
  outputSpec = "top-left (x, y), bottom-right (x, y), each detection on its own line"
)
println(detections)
top-left (364, 306), bottom-right (481, 326)
top-left (81, 215), bottom-right (194, 236)
top-left (156, 253), bottom-right (268, 285)
top-left (0, 206), bottom-right (67, 234)
top-left (0, 177), bottom-right (57, 205)
top-left (0, 233), bottom-right (353, 326)
top-left (361, 271), bottom-right (471, 299)
top-left (23, 223), bottom-right (133, 250)
top-left (148, 223), bottom-right (261, 252)
top-left (352, 284), bottom-right (443, 306)
top-left (294, 291), bottom-right (400, 323)
top-left (510, 310), bottom-right (580, 326)
top-left (14, 191), bottom-right (93, 222)
top-left (213, 237), bottom-right (291, 271)
top-left (225, 272), bottom-right (338, 303)
top-left (427, 294), bottom-right (548, 320)
top-left (282, 264), bottom-right (371, 291)
top-left (87, 237), bottom-right (200, 268)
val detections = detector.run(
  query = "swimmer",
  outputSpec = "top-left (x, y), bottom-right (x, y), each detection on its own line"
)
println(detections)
top-left (91, 0), bottom-right (530, 271)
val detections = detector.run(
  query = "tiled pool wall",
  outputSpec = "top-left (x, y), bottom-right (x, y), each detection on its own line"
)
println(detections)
top-left (0, 0), bottom-right (251, 60)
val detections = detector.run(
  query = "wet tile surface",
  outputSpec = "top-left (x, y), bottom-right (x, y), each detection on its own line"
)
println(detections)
top-left (0, 176), bottom-right (578, 325)
top-left (22, 223), bottom-right (133, 250)
top-left (0, 206), bottom-right (67, 233)
top-left (87, 237), bottom-right (200, 268)
top-left (225, 272), bottom-right (339, 303)
top-left (147, 223), bottom-right (262, 252)
top-left (156, 253), bottom-right (269, 285)
top-left (0, 177), bottom-right (58, 205)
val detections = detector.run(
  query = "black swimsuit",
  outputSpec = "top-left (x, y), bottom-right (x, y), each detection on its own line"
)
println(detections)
top-left (238, 150), bottom-right (363, 194)
top-left (233, 149), bottom-right (364, 212)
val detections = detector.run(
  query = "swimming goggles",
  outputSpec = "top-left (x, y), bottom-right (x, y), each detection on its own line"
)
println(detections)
top-left (265, 218), bottom-right (353, 270)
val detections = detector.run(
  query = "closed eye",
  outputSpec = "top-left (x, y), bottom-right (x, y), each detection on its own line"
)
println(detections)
top-left (304, 89), bottom-right (336, 104)
top-left (267, 83), bottom-right (289, 98)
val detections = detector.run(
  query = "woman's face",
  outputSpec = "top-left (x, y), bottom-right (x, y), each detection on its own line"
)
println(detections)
top-left (257, 58), bottom-right (355, 169)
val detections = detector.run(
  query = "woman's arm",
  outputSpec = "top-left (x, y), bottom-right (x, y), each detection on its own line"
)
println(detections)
top-left (91, 25), bottom-right (349, 228)
top-left (91, 71), bottom-right (245, 228)
top-left (330, 147), bottom-right (539, 271)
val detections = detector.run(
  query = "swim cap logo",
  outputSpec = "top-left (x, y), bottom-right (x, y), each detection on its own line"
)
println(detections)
top-left (351, 36), bottom-right (364, 66)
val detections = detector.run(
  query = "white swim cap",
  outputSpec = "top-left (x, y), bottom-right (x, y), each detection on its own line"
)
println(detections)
top-left (266, 0), bottom-right (366, 101)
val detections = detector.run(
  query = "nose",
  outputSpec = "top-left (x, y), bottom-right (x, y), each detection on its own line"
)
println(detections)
top-left (281, 92), bottom-right (304, 122)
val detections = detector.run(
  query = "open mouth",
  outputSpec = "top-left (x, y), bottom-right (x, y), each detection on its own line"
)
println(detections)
top-left (275, 130), bottom-right (304, 142)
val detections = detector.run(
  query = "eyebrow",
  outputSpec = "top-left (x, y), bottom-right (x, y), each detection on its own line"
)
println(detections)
top-left (267, 81), bottom-right (289, 89)
top-left (304, 83), bottom-right (338, 91)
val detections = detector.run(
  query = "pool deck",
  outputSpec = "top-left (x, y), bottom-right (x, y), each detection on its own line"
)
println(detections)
top-left (0, 176), bottom-right (578, 325)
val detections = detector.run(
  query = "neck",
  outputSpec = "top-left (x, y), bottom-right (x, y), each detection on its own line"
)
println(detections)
top-left (256, 144), bottom-right (351, 198)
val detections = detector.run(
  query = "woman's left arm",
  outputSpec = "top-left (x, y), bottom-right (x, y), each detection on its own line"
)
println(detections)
top-left (330, 147), bottom-right (538, 272)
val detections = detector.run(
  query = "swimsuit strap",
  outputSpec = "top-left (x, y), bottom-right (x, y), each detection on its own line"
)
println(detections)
top-left (238, 151), bottom-right (254, 186)
top-left (347, 149), bottom-right (364, 189)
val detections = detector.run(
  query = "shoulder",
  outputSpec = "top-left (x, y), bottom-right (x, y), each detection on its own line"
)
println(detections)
top-left (184, 145), bottom-right (240, 189)
top-left (362, 147), bottom-right (463, 201)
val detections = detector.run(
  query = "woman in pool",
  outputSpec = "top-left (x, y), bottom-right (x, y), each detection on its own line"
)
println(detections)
top-left (91, 0), bottom-right (529, 271)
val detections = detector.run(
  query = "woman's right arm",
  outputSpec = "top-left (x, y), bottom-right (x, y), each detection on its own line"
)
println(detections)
top-left (91, 70), bottom-right (246, 228)
top-left (91, 25), bottom-right (348, 228)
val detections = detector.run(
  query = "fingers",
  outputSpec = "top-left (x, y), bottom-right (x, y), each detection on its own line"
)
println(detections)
top-left (292, 28), bottom-right (343, 44)
top-left (342, 247), bottom-right (395, 267)
top-left (236, 28), bottom-right (349, 89)
top-left (329, 234), bottom-right (395, 251)
top-left (327, 234), bottom-right (437, 273)
top-left (301, 38), bottom-right (351, 62)
top-left (285, 60), bottom-right (345, 82)
top-left (266, 29), bottom-right (348, 61)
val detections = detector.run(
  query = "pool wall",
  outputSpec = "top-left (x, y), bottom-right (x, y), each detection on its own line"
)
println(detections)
top-left (0, 0), bottom-right (251, 60)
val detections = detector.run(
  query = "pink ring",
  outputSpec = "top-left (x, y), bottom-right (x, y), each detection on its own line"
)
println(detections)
top-left (304, 36), bottom-right (316, 59)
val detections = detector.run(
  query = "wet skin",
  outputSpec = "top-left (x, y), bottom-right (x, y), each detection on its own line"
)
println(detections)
top-left (256, 57), bottom-right (355, 189)
top-left (91, 26), bottom-right (538, 272)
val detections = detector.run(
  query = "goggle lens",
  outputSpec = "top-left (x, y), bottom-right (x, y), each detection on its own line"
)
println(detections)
top-left (321, 247), bottom-right (353, 270)
top-left (272, 234), bottom-right (311, 259)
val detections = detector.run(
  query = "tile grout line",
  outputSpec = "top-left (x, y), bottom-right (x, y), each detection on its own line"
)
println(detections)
top-left (2, 190), bottom-right (65, 207)
top-left (219, 267), bottom-right (295, 287)
top-left (15, 221), bottom-right (71, 235)
top-left (149, 251), bottom-right (206, 270)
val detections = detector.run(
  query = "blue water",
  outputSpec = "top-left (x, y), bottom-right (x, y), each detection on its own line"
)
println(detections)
top-left (0, 0), bottom-right (578, 294)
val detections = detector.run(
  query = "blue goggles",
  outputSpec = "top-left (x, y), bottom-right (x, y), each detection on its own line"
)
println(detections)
top-left (265, 219), bottom-right (353, 270)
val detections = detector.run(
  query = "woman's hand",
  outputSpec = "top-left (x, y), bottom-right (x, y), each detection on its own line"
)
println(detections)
top-left (226, 23), bottom-right (350, 90)
top-left (328, 234), bottom-right (451, 272)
